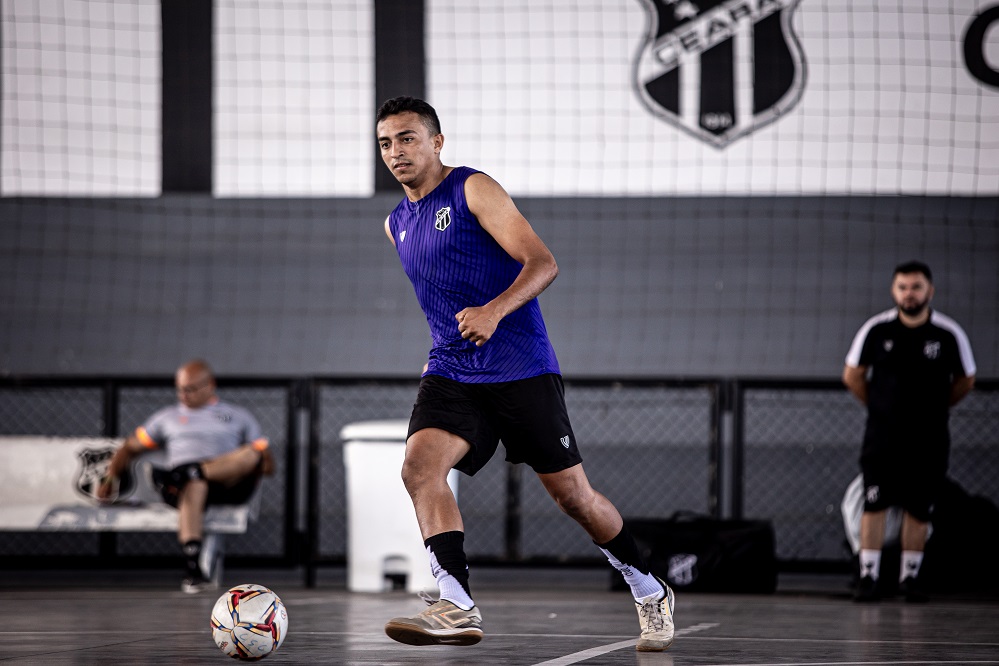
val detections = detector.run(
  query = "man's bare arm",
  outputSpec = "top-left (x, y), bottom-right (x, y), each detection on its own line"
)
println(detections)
top-left (842, 365), bottom-right (868, 405)
top-left (950, 375), bottom-right (975, 406)
top-left (456, 173), bottom-right (558, 346)
top-left (96, 434), bottom-right (147, 500)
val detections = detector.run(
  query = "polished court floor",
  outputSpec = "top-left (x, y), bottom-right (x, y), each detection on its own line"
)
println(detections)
top-left (1, 566), bottom-right (997, 665)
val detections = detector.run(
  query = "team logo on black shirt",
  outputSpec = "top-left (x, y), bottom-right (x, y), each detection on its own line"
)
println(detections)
top-left (435, 207), bottom-right (451, 231)
top-left (865, 485), bottom-right (880, 504)
top-left (923, 341), bottom-right (940, 359)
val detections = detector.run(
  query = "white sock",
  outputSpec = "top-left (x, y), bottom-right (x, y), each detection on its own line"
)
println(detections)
top-left (900, 550), bottom-right (924, 582)
top-left (859, 549), bottom-right (881, 580)
top-left (428, 549), bottom-right (474, 610)
top-left (436, 573), bottom-right (474, 610)
top-left (599, 547), bottom-right (663, 602)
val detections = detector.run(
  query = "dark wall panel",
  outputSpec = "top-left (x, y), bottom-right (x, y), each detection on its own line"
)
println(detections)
top-left (1, 196), bottom-right (995, 379)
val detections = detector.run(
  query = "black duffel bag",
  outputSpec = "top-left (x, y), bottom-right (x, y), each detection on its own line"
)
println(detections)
top-left (612, 512), bottom-right (777, 594)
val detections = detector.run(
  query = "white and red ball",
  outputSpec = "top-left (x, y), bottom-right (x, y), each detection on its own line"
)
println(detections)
top-left (210, 584), bottom-right (288, 660)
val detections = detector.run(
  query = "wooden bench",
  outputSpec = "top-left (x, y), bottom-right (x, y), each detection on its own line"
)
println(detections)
top-left (0, 436), bottom-right (260, 582)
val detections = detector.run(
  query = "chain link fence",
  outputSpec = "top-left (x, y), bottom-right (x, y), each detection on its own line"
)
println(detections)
top-left (2, 377), bottom-right (995, 570)
top-left (741, 381), bottom-right (999, 562)
top-left (313, 380), bottom-right (716, 562)
top-left (520, 383), bottom-right (715, 559)
top-left (741, 384), bottom-right (865, 561)
top-left (0, 383), bottom-right (108, 557)
top-left (0, 380), bottom-right (292, 560)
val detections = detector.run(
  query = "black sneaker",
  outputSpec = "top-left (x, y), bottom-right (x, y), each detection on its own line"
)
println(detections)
top-left (181, 573), bottom-right (217, 595)
top-left (854, 575), bottom-right (879, 602)
top-left (899, 576), bottom-right (928, 603)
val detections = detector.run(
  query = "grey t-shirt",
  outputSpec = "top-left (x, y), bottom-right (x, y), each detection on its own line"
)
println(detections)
top-left (136, 399), bottom-right (266, 468)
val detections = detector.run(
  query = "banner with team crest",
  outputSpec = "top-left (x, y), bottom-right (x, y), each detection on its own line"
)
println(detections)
top-left (427, 0), bottom-right (998, 196)
top-left (634, 0), bottom-right (805, 148)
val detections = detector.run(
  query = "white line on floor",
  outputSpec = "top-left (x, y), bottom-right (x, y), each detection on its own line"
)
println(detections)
top-left (530, 622), bottom-right (719, 666)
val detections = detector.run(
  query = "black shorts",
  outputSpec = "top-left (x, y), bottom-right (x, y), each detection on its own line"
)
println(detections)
top-left (860, 425), bottom-right (948, 522)
top-left (860, 455), bottom-right (944, 523)
top-left (156, 462), bottom-right (261, 508)
top-left (408, 373), bottom-right (583, 476)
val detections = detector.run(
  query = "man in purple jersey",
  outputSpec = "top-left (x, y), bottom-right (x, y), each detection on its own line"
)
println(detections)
top-left (843, 261), bottom-right (976, 602)
top-left (376, 96), bottom-right (674, 651)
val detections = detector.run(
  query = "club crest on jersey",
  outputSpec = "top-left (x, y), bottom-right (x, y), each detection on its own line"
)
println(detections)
top-left (924, 340), bottom-right (940, 359)
top-left (435, 206), bottom-right (452, 231)
top-left (634, 0), bottom-right (806, 148)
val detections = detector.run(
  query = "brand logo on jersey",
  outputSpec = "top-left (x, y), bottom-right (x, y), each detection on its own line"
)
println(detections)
top-left (924, 340), bottom-right (941, 359)
top-left (883, 340), bottom-right (893, 352)
top-left (560, 435), bottom-right (571, 449)
top-left (634, 0), bottom-right (806, 148)
top-left (216, 412), bottom-right (232, 423)
top-left (435, 207), bottom-right (452, 231)
top-left (399, 230), bottom-right (407, 243)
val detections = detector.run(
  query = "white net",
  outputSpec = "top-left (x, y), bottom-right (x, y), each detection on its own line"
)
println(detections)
top-left (1, 0), bottom-right (161, 196)
top-left (426, 0), bottom-right (999, 196)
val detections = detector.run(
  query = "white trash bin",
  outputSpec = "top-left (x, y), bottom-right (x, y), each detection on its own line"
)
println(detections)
top-left (342, 419), bottom-right (459, 593)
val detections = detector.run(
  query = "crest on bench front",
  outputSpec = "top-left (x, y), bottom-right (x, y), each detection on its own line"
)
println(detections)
top-left (75, 446), bottom-right (135, 504)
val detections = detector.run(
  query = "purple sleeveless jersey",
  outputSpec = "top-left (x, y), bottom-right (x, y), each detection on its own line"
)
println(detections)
top-left (387, 166), bottom-right (561, 383)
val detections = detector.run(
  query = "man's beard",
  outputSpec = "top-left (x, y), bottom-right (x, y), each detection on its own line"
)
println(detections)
top-left (899, 300), bottom-right (929, 317)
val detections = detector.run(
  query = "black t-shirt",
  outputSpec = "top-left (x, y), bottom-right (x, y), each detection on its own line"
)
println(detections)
top-left (846, 308), bottom-right (975, 437)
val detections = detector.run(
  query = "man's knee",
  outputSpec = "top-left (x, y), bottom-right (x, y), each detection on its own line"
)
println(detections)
top-left (550, 484), bottom-right (596, 519)
top-left (177, 477), bottom-right (209, 509)
top-left (400, 455), bottom-right (435, 494)
top-left (401, 430), bottom-right (467, 494)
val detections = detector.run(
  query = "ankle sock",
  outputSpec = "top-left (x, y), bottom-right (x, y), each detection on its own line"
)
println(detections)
top-left (859, 549), bottom-right (881, 580)
top-left (597, 528), bottom-right (664, 602)
top-left (182, 539), bottom-right (203, 578)
top-left (900, 550), bottom-right (923, 582)
top-left (425, 531), bottom-right (474, 610)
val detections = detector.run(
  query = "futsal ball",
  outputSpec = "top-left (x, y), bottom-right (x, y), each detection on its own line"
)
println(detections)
top-left (210, 584), bottom-right (288, 660)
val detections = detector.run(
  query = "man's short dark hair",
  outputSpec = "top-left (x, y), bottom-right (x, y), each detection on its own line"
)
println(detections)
top-left (893, 260), bottom-right (932, 283)
top-left (376, 96), bottom-right (442, 136)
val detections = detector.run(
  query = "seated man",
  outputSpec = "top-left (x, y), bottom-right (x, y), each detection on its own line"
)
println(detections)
top-left (98, 359), bottom-right (273, 593)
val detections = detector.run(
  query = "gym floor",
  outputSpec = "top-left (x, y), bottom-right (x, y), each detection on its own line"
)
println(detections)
top-left (2, 566), bottom-right (997, 665)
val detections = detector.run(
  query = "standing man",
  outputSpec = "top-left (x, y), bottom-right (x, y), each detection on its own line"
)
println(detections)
top-left (97, 359), bottom-right (273, 593)
top-left (843, 261), bottom-right (976, 602)
top-left (376, 96), bottom-right (674, 651)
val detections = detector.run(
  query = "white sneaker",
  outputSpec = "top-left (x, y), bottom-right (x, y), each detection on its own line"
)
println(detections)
top-left (635, 578), bottom-right (675, 652)
top-left (385, 597), bottom-right (483, 646)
